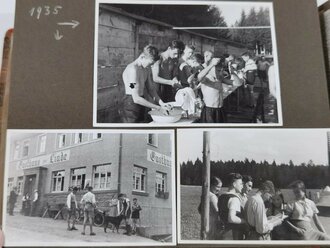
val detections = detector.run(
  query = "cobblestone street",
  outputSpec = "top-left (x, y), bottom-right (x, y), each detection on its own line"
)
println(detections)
top-left (4, 214), bottom-right (160, 246)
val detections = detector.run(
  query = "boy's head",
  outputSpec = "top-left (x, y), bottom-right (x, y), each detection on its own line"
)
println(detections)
top-left (241, 52), bottom-right (251, 62)
top-left (187, 53), bottom-right (204, 68)
top-left (133, 198), bottom-right (137, 203)
top-left (72, 187), bottom-right (78, 194)
top-left (140, 45), bottom-right (159, 68)
top-left (183, 45), bottom-right (195, 59)
top-left (228, 173), bottom-right (243, 193)
top-left (242, 175), bottom-right (253, 194)
top-left (167, 40), bottom-right (185, 59)
top-left (204, 50), bottom-right (214, 65)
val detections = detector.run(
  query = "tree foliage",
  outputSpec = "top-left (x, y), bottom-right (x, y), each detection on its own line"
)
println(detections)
top-left (180, 158), bottom-right (330, 189)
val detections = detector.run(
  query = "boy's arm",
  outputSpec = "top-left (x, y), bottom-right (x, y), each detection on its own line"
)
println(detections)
top-left (201, 77), bottom-right (222, 90)
top-left (197, 58), bottom-right (220, 82)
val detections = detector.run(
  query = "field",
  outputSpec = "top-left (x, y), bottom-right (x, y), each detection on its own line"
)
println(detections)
top-left (180, 185), bottom-right (330, 241)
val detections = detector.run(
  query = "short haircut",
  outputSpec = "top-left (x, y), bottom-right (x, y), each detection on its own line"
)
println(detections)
top-left (289, 180), bottom-right (306, 193)
top-left (185, 44), bottom-right (195, 50)
top-left (204, 50), bottom-right (213, 56)
top-left (72, 187), bottom-right (78, 192)
top-left (259, 180), bottom-right (275, 195)
top-left (87, 186), bottom-right (93, 191)
top-left (228, 173), bottom-right (242, 186)
top-left (118, 193), bottom-right (124, 198)
top-left (168, 40), bottom-right (185, 53)
top-left (241, 51), bottom-right (251, 58)
top-left (142, 45), bottom-right (159, 62)
top-left (190, 53), bottom-right (204, 64)
top-left (210, 176), bottom-right (222, 187)
top-left (133, 198), bottom-right (137, 201)
top-left (242, 175), bottom-right (253, 184)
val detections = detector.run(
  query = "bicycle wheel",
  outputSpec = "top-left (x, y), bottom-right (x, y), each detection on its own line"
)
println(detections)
top-left (94, 211), bottom-right (104, 227)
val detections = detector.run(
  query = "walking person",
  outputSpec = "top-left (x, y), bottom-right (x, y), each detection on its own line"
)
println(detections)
top-left (8, 187), bottom-right (18, 216)
top-left (119, 193), bottom-right (132, 236)
top-left (80, 186), bottom-right (96, 236)
top-left (66, 187), bottom-right (78, 231)
top-left (245, 180), bottom-right (283, 240)
top-left (131, 198), bottom-right (142, 235)
top-left (218, 173), bottom-right (245, 240)
top-left (286, 180), bottom-right (330, 240)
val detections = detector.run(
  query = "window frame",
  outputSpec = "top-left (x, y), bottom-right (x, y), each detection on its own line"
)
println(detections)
top-left (70, 167), bottom-right (86, 190)
top-left (155, 171), bottom-right (167, 193)
top-left (22, 139), bottom-right (30, 158)
top-left (37, 134), bottom-right (47, 154)
top-left (51, 170), bottom-right (65, 193)
top-left (133, 165), bottom-right (147, 193)
top-left (147, 134), bottom-right (158, 147)
top-left (92, 164), bottom-right (112, 190)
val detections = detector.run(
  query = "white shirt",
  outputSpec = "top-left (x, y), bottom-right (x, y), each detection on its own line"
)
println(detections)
top-left (80, 191), bottom-right (96, 204)
top-left (33, 192), bottom-right (38, 202)
top-left (67, 192), bottom-right (78, 209)
top-left (201, 66), bottom-right (224, 108)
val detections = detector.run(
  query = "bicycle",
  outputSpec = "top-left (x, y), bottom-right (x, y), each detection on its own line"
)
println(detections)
top-left (74, 204), bottom-right (104, 227)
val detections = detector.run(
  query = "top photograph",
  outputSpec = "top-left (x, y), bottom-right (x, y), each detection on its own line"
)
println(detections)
top-left (93, 0), bottom-right (283, 127)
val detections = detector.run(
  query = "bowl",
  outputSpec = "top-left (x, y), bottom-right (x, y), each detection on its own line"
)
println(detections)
top-left (148, 108), bottom-right (183, 123)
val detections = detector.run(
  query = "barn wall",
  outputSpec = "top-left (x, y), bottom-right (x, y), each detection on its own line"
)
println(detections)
top-left (97, 8), bottom-right (248, 123)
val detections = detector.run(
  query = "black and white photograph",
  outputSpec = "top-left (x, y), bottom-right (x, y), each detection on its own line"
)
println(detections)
top-left (178, 129), bottom-right (330, 244)
top-left (2, 130), bottom-right (175, 246)
top-left (93, 0), bottom-right (282, 127)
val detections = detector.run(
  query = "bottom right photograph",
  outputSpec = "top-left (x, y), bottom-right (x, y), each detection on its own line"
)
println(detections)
top-left (177, 129), bottom-right (330, 245)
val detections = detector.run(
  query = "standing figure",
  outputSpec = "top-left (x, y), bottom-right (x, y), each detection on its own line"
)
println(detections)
top-left (8, 187), bottom-right (18, 216)
top-left (286, 180), bottom-right (330, 240)
top-left (121, 45), bottom-right (172, 123)
top-left (131, 198), bottom-right (142, 235)
top-left (30, 189), bottom-right (39, 217)
top-left (257, 56), bottom-right (270, 84)
top-left (80, 186), bottom-right (96, 236)
top-left (218, 173), bottom-right (245, 240)
top-left (119, 193), bottom-right (132, 236)
top-left (66, 187), bottom-right (78, 231)
top-left (152, 40), bottom-right (185, 102)
top-left (240, 175), bottom-right (253, 208)
top-left (241, 52), bottom-right (257, 108)
top-left (21, 193), bottom-right (30, 216)
top-left (245, 180), bottom-right (283, 240)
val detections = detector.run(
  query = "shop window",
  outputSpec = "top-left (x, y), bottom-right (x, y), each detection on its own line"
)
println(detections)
top-left (17, 177), bottom-right (23, 195)
top-left (70, 167), bottom-right (86, 190)
top-left (93, 164), bottom-right (112, 190)
top-left (22, 140), bottom-right (29, 157)
top-left (155, 172), bottom-right (167, 193)
top-left (147, 134), bottom-right (158, 147)
top-left (57, 134), bottom-right (67, 149)
top-left (72, 133), bottom-right (83, 145)
top-left (13, 143), bottom-right (20, 160)
top-left (7, 178), bottom-right (14, 195)
top-left (37, 135), bottom-right (47, 154)
top-left (52, 170), bottom-right (65, 192)
top-left (133, 166), bottom-right (147, 192)
top-left (92, 133), bottom-right (102, 140)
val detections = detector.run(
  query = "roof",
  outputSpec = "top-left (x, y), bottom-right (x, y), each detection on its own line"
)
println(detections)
top-left (100, 4), bottom-right (249, 49)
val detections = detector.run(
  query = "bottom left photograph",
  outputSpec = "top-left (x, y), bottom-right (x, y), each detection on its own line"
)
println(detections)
top-left (2, 130), bottom-right (176, 247)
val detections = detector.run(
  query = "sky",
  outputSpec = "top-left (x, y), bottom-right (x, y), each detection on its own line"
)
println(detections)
top-left (178, 129), bottom-right (330, 166)
top-left (214, 2), bottom-right (271, 26)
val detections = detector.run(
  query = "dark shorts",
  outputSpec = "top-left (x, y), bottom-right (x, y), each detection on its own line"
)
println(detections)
top-left (245, 70), bottom-right (256, 85)
top-left (200, 106), bottom-right (227, 123)
top-left (121, 95), bottom-right (151, 123)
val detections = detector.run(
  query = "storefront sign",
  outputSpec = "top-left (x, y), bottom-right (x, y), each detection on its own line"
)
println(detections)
top-left (16, 150), bottom-right (70, 170)
top-left (147, 149), bottom-right (171, 167)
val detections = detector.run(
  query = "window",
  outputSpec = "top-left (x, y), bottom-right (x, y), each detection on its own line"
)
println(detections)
top-left (148, 134), bottom-right (158, 147)
top-left (7, 178), bottom-right (14, 194)
top-left (52, 170), bottom-right (65, 192)
top-left (72, 133), bottom-right (83, 145)
top-left (70, 167), bottom-right (86, 190)
top-left (17, 177), bottom-right (23, 195)
top-left (37, 135), bottom-right (47, 154)
top-left (155, 172), bottom-right (167, 193)
top-left (93, 164), bottom-right (112, 190)
top-left (57, 134), bottom-right (67, 149)
top-left (92, 133), bottom-right (102, 140)
top-left (13, 143), bottom-right (20, 160)
top-left (133, 166), bottom-right (146, 192)
top-left (22, 140), bottom-right (29, 157)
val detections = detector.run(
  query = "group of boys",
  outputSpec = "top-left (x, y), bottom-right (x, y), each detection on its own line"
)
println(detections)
top-left (121, 40), bottom-right (259, 123)
top-left (66, 187), bottom-right (142, 236)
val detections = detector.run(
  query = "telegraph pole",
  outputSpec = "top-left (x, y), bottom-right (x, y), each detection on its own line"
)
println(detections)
top-left (200, 131), bottom-right (210, 240)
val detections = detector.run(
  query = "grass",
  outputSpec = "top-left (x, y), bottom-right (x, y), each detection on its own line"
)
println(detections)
top-left (180, 185), bottom-right (330, 241)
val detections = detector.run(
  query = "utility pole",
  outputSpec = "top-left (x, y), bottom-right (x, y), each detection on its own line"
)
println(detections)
top-left (200, 131), bottom-right (210, 240)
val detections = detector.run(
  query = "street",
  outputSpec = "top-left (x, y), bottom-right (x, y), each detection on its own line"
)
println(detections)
top-left (4, 214), bottom-right (160, 246)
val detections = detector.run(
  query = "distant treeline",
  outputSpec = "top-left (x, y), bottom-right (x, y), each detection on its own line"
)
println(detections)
top-left (180, 158), bottom-right (330, 189)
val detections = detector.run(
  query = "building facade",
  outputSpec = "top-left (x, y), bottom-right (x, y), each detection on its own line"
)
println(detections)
top-left (7, 132), bottom-right (173, 237)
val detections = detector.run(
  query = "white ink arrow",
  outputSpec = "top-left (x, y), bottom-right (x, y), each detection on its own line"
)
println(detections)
top-left (54, 30), bottom-right (63, 40)
top-left (57, 20), bottom-right (80, 29)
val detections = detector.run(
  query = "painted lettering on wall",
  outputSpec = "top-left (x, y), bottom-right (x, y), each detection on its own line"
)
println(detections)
top-left (147, 149), bottom-right (171, 167)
